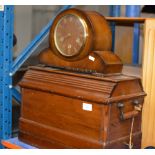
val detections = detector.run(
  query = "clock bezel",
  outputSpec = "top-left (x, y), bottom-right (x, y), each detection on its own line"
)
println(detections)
top-left (49, 8), bottom-right (94, 61)
top-left (54, 14), bottom-right (87, 57)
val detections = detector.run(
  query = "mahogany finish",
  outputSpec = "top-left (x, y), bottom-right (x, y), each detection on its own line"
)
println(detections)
top-left (19, 66), bottom-right (146, 149)
top-left (106, 17), bottom-right (145, 26)
top-left (49, 8), bottom-right (112, 61)
top-left (39, 48), bottom-right (123, 74)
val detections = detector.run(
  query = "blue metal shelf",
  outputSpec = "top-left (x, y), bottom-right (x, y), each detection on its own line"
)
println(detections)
top-left (2, 137), bottom-right (37, 149)
top-left (126, 5), bottom-right (141, 64)
top-left (109, 5), bottom-right (121, 51)
top-left (0, 5), bottom-right (14, 148)
top-left (109, 5), bottom-right (141, 64)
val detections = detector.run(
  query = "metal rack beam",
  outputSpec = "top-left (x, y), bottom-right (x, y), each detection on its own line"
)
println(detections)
top-left (126, 5), bottom-right (141, 65)
top-left (0, 5), bottom-right (14, 148)
top-left (12, 88), bottom-right (21, 104)
top-left (109, 5), bottom-right (121, 51)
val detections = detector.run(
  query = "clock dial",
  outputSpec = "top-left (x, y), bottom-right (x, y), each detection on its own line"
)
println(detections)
top-left (54, 14), bottom-right (86, 57)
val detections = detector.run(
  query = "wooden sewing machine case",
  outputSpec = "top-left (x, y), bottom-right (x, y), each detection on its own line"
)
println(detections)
top-left (18, 8), bottom-right (146, 149)
top-left (19, 66), bottom-right (145, 149)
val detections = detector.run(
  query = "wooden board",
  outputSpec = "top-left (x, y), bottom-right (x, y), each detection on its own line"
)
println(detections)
top-left (106, 17), bottom-right (145, 25)
top-left (122, 65), bottom-right (142, 78)
top-left (115, 26), bottom-right (133, 64)
top-left (142, 19), bottom-right (155, 148)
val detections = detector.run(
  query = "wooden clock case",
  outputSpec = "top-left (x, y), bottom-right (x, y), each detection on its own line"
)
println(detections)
top-left (50, 8), bottom-right (112, 61)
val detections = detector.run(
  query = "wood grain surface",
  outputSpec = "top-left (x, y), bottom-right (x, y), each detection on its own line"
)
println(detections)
top-left (142, 19), bottom-right (155, 148)
top-left (49, 8), bottom-right (112, 61)
top-left (19, 66), bottom-right (145, 148)
top-left (39, 48), bottom-right (123, 74)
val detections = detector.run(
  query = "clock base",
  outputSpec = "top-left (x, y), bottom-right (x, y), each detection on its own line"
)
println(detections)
top-left (39, 48), bottom-right (123, 74)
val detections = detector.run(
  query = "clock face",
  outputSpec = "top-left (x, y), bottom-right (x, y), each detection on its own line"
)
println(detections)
top-left (54, 14), bottom-right (87, 57)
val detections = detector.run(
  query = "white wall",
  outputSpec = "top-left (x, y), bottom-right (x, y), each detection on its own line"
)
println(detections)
top-left (31, 5), bottom-right (61, 38)
top-left (14, 6), bottom-right (33, 57)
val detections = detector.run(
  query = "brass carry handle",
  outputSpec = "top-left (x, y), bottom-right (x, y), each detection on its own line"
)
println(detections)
top-left (117, 100), bottom-right (141, 121)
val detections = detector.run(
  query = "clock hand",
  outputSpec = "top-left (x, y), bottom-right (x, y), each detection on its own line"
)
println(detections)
top-left (60, 33), bottom-right (71, 42)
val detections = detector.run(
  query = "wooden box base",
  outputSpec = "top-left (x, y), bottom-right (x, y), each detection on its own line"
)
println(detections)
top-left (19, 67), bottom-right (145, 149)
top-left (19, 131), bottom-right (142, 149)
